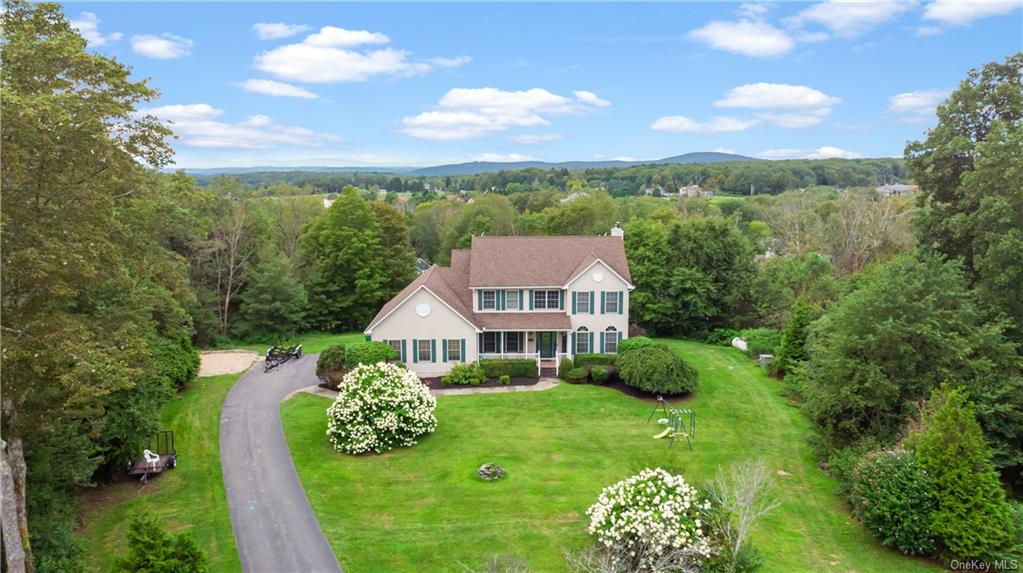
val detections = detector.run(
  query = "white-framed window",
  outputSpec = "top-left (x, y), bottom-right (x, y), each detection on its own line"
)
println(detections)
top-left (604, 291), bottom-right (620, 314)
top-left (447, 339), bottom-right (461, 362)
top-left (604, 327), bottom-right (619, 353)
top-left (482, 290), bottom-right (497, 310)
top-left (505, 332), bottom-right (522, 352)
top-left (387, 340), bottom-right (402, 358)
top-left (534, 289), bottom-right (561, 310)
top-left (482, 332), bottom-right (499, 353)
top-left (418, 339), bottom-right (432, 362)
top-left (576, 327), bottom-right (590, 354)
top-left (506, 290), bottom-right (520, 310)
top-left (576, 291), bottom-right (590, 314)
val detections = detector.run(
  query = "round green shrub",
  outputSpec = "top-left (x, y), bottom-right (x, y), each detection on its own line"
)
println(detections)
top-left (617, 344), bottom-right (697, 395)
top-left (345, 341), bottom-right (397, 367)
top-left (443, 362), bottom-right (487, 386)
top-left (316, 344), bottom-right (347, 380)
top-left (566, 367), bottom-right (589, 383)
top-left (617, 336), bottom-right (654, 355)
top-left (849, 450), bottom-right (936, 555)
top-left (590, 366), bottom-right (610, 383)
top-left (499, 374), bottom-right (511, 385)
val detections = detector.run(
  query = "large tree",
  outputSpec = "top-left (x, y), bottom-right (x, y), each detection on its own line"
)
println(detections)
top-left (906, 53), bottom-right (1023, 341)
top-left (1, 2), bottom-right (183, 570)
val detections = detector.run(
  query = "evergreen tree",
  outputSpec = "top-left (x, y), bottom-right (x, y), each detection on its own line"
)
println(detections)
top-left (774, 299), bottom-right (817, 377)
top-left (112, 513), bottom-right (209, 573)
top-left (235, 252), bottom-right (308, 340)
top-left (907, 386), bottom-right (1013, 559)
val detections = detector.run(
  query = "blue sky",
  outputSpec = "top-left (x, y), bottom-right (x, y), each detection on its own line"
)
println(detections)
top-left (67, 1), bottom-right (1022, 168)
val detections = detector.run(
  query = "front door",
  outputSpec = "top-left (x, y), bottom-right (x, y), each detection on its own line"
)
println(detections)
top-left (538, 332), bottom-right (556, 358)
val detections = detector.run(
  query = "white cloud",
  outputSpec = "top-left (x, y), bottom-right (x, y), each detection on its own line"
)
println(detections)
top-left (470, 153), bottom-right (536, 162)
top-left (573, 90), bottom-right (611, 107)
top-left (923, 0), bottom-right (1023, 25)
top-left (70, 12), bottom-right (123, 47)
top-left (611, 156), bottom-right (636, 162)
top-left (131, 34), bottom-right (193, 59)
top-left (428, 55), bottom-right (474, 67)
top-left (650, 115), bottom-right (759, 133)
top-left (253, 23), bottom-right (310, 40)
top-left (400, 88), bottom-right (610, 140)
top-left (512, 133), bottom-right (565, 144)
top-left (915, 25), bottom-right (946, 36)
top-left (253, 26), bottom-right (468, 84)
top-left (887, 88), bottom-right (950, 122)
top-left (688, 19), bottom-right (795, 57)
top-left (755, 146), bottom-right (863, 160)
top-left (755, 108), bottom-right (833, 128)
top-left (713, 147), bottom-right (737, 154)
top-left (240, 78), bottom-right (319, 99)
top-left (714, 82), bottom-right (841, 110)
top-left (141, 103), bottom-right (340, 149)
top-left (788, 1), bottom-right (917, 38)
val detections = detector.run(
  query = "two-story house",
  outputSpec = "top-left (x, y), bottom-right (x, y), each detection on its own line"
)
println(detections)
top-left (364, 226), bottom-right (633, 378)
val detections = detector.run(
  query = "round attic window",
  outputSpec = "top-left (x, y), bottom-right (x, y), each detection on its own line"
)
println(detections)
top-left (415, 303), bottom-right (432, 317)
top-left (593, 270), bottom-right (605, 283)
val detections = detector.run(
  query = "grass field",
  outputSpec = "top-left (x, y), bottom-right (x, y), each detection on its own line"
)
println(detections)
top-left (207, 331), bottom-right (365, 354)
top-left (77, 374), bottom-right (241, 573)
top-left (282, 339), bottom-right (940, 573)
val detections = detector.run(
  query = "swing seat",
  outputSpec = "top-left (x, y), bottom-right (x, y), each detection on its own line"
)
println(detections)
top-left (653, 427), bottom-right (672, 439)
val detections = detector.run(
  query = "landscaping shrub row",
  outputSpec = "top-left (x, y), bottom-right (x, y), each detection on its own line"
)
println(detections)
top-left (560, 337), bottom-right (697, 396)
top-left (480, 359), bottom-right (537, 379)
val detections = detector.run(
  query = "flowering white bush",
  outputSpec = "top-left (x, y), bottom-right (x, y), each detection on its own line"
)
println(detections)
top-left (326, 362), bottom-right (437, 454)
top-left (586, 468), bottom-right (712, 569)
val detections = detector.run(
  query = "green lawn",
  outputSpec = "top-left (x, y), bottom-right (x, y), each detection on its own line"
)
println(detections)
top-left (77, 374), bottom-right (241, 573)
top-left (281, 339), bottom-right (940, 573)
top-left (207, 331), bottom-right (365, 354)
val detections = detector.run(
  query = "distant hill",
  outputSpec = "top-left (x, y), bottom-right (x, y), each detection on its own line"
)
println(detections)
top-left (178, 151), bottom-right (760, 178)
top-left (408, 151), bottom-right (759, 176)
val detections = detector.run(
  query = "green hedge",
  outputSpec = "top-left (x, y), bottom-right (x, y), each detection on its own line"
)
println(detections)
top-left (565, 367), bottom-right (589, 382)
top-left (591, 366), bottom-right (610, 383)
top-left (443, 362), bottom-right (487, 386)
top-left (345, 341), bottom-right (397, 367)
top-left (480, 359), bottom-right (537, 378)
top-left (617, 336), bottom-right (654, 355)
top-left (617, 344), bottom-right (698, 395)
top-left (558, 356), bottom-right (574, 377)
top-left (574, 353), bottom-right (617, 367)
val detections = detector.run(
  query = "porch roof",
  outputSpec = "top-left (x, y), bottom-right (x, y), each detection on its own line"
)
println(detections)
top-left (475, 312), bottom-right (572, 331)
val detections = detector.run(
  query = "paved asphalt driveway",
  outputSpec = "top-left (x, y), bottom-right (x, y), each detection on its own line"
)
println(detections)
top-left (220, 355), bottom-right (342, 573)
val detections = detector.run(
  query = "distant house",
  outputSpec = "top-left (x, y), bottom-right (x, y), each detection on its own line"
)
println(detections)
top-left (365, 226), bottom-right (633, 378)
top-left (875, 183), bottom-right (919, 197)
top-left (678, 185), bottom-right (704, 198)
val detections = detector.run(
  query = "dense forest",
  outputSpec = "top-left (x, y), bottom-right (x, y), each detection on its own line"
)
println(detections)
top-left (2, 1), bottom-right (1021, 571)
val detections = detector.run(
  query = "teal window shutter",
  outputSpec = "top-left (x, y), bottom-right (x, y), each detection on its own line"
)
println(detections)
top-left (401, 340), bottom-right (407, 362)
top-left (496, 332), bottom-right (503, 353)
top-left (588, 331), bottom-right (594, 352)
top-left (497, 290), bottom-right (503, 310)
top-left (431, 339), bottom-right (437, 363)
top-left (528, 289), bottom-right (534, 310)
top-left (477, 290), bottom-right (483, 310)
top-left (570, 332), bottom-right (576, 353)
top-left (571, 292), bottom-right (577, 314)
top-left (442, 339), bottom-right (448, 362)
top-left (518, 289), bottom-right (524, 310)
top-left (618, 331), bottom-right (623, 344)
top-left (412, 339), bottom-right (419, 362)
top-left (589, 291), bottom-right (595, 315)
top-left (599, 331), bottom-right (605, 352)
top-left (559, 290), bottom-right (564, 310)
top-left (600, 291), bottom-right (606, 314)
top-left (460, 339), bottom-right (466, 362)
top-left (618, 291), bottom-right (624, 314)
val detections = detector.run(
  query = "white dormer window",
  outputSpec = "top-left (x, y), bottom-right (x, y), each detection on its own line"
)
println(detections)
top-left (506, 290), bottom-right (520, 310)
top-left (481, 290), bottom-right (496, 310)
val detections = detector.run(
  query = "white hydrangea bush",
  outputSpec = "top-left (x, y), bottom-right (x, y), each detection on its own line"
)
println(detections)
top-left (586, 468), bottom-right (713, 568)
top-left (326, 362), bottom-right (437, 454)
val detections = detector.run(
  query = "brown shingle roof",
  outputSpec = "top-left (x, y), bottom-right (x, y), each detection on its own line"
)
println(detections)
top-left (467, 235), bottom-right (631, 287)
top-left (474, 312), bottom-right (572, 330)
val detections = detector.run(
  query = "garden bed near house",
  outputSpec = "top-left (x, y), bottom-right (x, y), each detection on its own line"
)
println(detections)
top-left (421, 376), bottom-right (542, 390)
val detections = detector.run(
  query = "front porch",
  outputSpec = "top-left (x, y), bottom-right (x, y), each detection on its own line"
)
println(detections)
top-left (477, 330), bottom-right (571, 376)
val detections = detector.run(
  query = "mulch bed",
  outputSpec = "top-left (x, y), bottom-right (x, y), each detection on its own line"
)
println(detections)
top-left (564, 377), bottom-right (693, 403)
top-left (421, 377), bottom-right (541, 390)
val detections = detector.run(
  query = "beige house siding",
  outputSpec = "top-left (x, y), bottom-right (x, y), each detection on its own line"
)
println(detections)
top-left (565, 260), bottom-right (630, 354)
top-left (367, 288), bottom-right (478, 378)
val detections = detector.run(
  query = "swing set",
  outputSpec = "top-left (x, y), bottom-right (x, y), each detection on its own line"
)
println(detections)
top-left (647, 396), bottom-right (696, 450)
